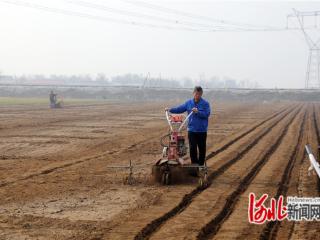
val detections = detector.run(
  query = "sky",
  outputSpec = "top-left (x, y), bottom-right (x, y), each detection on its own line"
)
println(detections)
top-left (1, 0), bottom-right (320, 88)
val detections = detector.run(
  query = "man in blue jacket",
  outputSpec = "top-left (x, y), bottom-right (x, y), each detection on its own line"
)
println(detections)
top-left (165, 86), bottom-right (211, 166)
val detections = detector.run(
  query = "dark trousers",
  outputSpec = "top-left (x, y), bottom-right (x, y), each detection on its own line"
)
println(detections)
top-left (188, 131), bottom-right (207, 166)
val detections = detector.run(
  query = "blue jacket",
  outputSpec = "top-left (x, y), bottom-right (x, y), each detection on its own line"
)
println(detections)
top-left (169, 98), bottom-right (211, 132)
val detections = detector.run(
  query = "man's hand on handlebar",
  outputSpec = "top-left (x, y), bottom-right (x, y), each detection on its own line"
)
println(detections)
top-left (165, 107), bottom-right (170, 112)
top-left (192, 107), bottom-right (198, 113)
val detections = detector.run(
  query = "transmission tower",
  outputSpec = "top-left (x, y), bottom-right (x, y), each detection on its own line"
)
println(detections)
top-left (142, 72), bottom-right (151, 88)
top-left (288, 9), bottom-right (320, 88)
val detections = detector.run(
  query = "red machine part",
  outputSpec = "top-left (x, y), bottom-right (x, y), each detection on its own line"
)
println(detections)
top-left (170, 115), bottom-right (183, 123)
top-left (168, 132), bottom-right (178, 160)
top-left (167, 132), bottom-right (186, 160)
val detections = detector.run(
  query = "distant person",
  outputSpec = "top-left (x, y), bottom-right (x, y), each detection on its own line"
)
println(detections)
top-left (49, 90), bottom-right (57, 108)
top-left (165, 86), bottom-right (211, 166)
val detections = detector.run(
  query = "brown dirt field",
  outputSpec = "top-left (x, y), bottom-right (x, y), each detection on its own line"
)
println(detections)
top-left (0, 100), bottom-right (319, 240)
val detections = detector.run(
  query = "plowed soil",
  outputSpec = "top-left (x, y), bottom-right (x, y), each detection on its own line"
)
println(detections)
top-left (0, 100), bottom-right (319, 240)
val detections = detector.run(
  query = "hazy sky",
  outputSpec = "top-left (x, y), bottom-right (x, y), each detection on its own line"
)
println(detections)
top-left (1, 0), bottom-right (320, 88)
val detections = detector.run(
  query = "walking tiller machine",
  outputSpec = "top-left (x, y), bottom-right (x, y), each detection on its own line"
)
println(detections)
top-left (152, 110), bottom-right (208, 187)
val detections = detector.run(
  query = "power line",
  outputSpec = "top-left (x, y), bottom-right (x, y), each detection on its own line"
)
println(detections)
top-left (66, 0), bottom-right (232, 31)
top-left (0, 0), bottom-right (203, 32)
top-left (0, 0), bottom-right (295, 32)
top-left (67, 0), bottom-right (295, 32)
top-left (118, 0), bottom-right (283, 30)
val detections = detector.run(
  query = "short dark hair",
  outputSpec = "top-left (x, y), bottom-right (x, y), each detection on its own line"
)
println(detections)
top-left (193, 86), bottom-right (203, 93)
